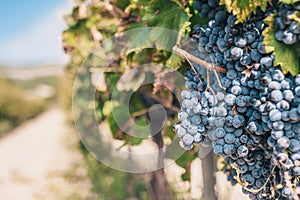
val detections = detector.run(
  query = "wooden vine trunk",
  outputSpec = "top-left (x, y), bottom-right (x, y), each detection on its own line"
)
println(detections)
top-left (140, 91), bottom-right (174, 200)
top-left (149, 169), bottom-right (174, 200)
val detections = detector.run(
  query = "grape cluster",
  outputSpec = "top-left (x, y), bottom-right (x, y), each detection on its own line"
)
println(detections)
top-left (193, 0), bottom-right (225, 20)
top-left (274, 3), bottom-right (300, 44)
top-left (174, 0), bottom-right (300, 199)
top-left (174, 70), bottom-right (226, 150)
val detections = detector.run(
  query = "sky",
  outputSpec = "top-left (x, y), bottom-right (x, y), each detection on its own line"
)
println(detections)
top-left (0, 0), bottom-right (72, 67)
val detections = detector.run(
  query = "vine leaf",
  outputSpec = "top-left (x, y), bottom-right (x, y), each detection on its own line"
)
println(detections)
top-left (220, 0), bottom-right (271, 22)
top-left (175, 151), bottom-right (197, 181)
top-left (290, 11), bottom-right (300, 23)
top-left (126, 28), bottom-right (152, 55)
top-left (163, 121), bottom-right (176, 140)
top-left (107, 105), bottom-right (150, 146)
top-left (165, 53), bottom-right (183, 70)
top-left (279, 0), bottom-right (300, 4)
top-left (142, 0), bottom-right (188, 30)
top-left (263, 14), bottom-right (300, 75)
top-left (125, 0), bottom-right (189, 70)
top-left (165, 21), bottom-right (191, 70)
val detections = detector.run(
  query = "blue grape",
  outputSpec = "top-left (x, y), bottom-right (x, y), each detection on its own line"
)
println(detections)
top-left (237, 145), bottom-right (249, 157)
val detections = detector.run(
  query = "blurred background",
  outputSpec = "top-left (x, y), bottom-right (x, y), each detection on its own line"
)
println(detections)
top-left (0, 0), bottom-right (68, 135)
top-left (0, 1), bottom-right (90, 199)
top-left (0, 0), bottom-right (248, 200)
top-left (0, 1), bottom-right (171, 199)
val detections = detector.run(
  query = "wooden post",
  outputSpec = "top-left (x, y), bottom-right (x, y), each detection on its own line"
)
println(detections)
top-left (201, 151), bottom-right (218, 200)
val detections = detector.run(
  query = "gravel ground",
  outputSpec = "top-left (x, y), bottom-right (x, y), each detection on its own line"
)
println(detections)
top-left (0, 108), bottom-right (94, 200)
top-left (0, 108), bottom-right (249, 200)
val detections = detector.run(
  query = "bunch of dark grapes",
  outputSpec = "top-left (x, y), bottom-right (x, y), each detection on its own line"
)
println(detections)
top-left (274, 3), bottom-right (300, 44)
top-left (174, 68), bottom-right (226, 150)
top-left (174, 0), bottom-right (300, 199)
top-left (193, 0), bottom-right (225, 19)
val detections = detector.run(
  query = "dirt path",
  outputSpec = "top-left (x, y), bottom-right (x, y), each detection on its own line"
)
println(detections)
top-left (0, 107), bottom-right (249, 200)
top-left (0, 108), bottom-right (94, 200)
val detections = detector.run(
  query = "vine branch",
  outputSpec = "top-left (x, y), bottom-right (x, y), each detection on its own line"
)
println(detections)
top-left (172, 46), bottom-right (227, 74)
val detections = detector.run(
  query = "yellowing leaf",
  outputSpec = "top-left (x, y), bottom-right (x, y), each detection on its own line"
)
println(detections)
top-left (290, 11), bottom-right (300, 23)
top-left (220, 0), bottom-right (271, 22)
top-left (166, 53), bottom-right (183, 70)
top-left (279, 0), bottom-right (300, 4)
top-left (263, 14), bottom-right (300, 75)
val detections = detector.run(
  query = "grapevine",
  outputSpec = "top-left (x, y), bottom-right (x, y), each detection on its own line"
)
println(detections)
top-left (62, 0), bottom-right (300, 199)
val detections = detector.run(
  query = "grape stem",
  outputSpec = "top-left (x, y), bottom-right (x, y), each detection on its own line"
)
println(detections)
top-left (233, 164), bottom-right (277, 193)
top-left (283, 170), bottom-right (299, 200)
top-left (213, 69), bottom-right (226, 90)
top-left (184, 51), bottom-right (204, 86)
top-left (172, 46), bottom-right (227, 74)
top-left (206, 68), bottom-right (216, 95)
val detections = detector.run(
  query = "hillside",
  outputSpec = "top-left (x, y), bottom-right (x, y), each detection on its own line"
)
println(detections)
top-left (0, 65), bottom-right (65, 80)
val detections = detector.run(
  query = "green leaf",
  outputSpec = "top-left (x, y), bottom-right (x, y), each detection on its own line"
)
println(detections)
top-left (181, 172), bottom-right (191, 181)
top-left (107, 99), bottom-right (151, 145)
top-left (127, 117), bottom-right (150, 146)
top-left (142, 0), bottom-right (187, 25)
top-left (125, 29), bottom-right (152, 55)
top-left (107, 111), bottom-right (121, 138)
top-left (163, 121), bottom-right (176, 140)
top-left (125, 27), bottom-right (185, 69)
top-left (165, 53), bottom-right (183, 70)
top-left (123, 0), bottom-right (190, 70)
top-left (279, 0), bottom-right (300, 4)
top-left (117, 0), bottom-right (191, 70)
top-left (263, 14), bottom-right (300, 75)
top-left (142, 0), bottom-right (186, 26)
top-left (105, 72), bottom-right (120, 93)
top-left (126, 137), bottom-right (143, 146)
top-left (175, 151), bottom-right (197, 181)
top-left (220, 0), bottom-right (271, 22)
top-left (144, 0), bottom-right (189, 43)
